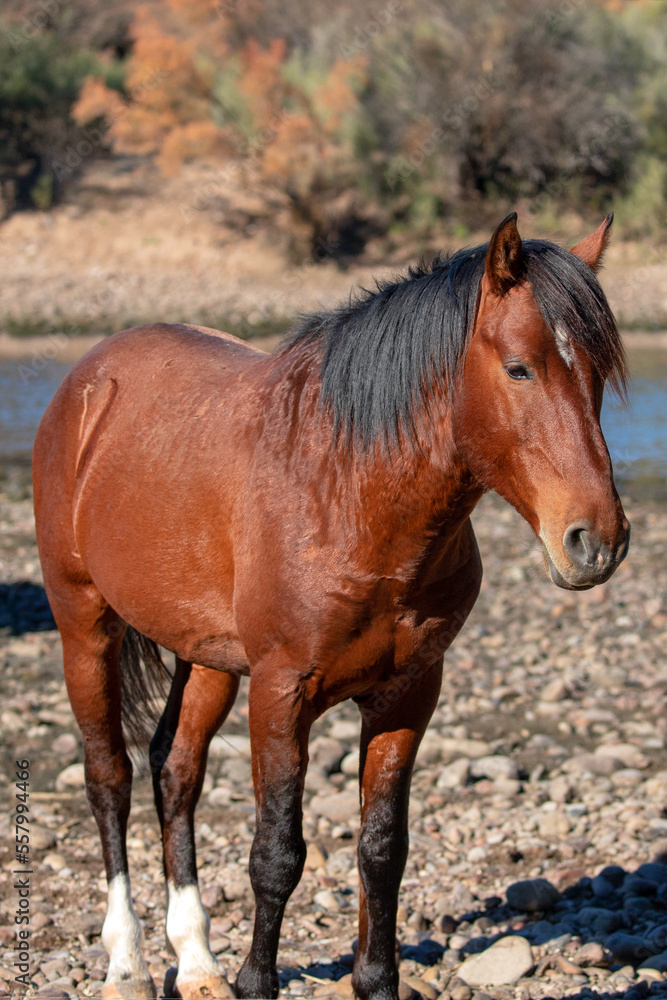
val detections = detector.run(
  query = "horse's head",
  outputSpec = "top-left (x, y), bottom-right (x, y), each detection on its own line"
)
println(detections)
top-left (454, 213), bottom-right (630, 590)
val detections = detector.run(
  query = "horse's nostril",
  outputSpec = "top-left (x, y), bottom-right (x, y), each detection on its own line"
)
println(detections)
top-left (563, 520), bottom-right (597, 567)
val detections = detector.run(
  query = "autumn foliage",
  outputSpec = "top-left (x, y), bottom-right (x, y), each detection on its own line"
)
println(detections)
top-left (73, 4), bottom-right (366, 185)
top-left (3, 0), bottom-right (666, 245)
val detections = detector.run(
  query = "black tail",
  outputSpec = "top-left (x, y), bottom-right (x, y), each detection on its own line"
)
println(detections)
top-left (119, 627), bottom-right (173, 746)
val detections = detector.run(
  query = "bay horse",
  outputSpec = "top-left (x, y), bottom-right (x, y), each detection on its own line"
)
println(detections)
top-left (33, 214), bottom-right (630, 1000)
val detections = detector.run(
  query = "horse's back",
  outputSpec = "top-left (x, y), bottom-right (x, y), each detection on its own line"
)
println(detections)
top-left (36, 322), bottom-right (265, 455)
top-left (62, 321), bottom-right (267, 387)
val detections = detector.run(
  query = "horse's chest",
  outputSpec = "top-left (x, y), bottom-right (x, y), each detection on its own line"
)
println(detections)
top-left (314, 566), bottom-right (480, 706)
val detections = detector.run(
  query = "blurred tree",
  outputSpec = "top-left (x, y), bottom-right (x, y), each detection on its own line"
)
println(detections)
top-left (0, 27), bottom-right (108, 214)
top-left (3, 0), bottom-right (666, 244)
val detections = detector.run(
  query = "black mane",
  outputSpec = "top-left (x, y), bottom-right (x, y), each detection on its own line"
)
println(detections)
top-left (280, 239), bottom-right (627, 449)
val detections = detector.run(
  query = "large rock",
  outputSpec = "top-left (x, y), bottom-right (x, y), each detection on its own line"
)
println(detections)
top-left (606, 931), bottom-right (652, 963)
top-left (640, 950), bottom-right (667, 973)
top-left (506, 878), bottom-right (560, 913)
top-left (457, 936), bottom-right (533, 986)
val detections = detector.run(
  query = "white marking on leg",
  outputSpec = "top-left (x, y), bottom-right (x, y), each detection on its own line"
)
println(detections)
top-left (554, 322), bottom-right (574, 367)
top-left (166, 883), bottom-right (226, 984)
top-left (102, 873), bottom-right (150, 985)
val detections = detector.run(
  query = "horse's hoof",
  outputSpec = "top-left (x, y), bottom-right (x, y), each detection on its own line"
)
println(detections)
top-left (102, 977), bottom-right (157, 1000)
top-left (163, 968), bottom-right (178, 998)
top-left (164, 969), bottom-right (234, 999)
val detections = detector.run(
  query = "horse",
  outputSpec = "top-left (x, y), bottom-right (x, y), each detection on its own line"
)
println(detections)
top-left (33, 213), bottom-right (630, 1000)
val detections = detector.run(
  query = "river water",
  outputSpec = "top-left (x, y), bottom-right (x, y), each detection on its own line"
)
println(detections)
top-left (0, 343), bottom-right (665, 501)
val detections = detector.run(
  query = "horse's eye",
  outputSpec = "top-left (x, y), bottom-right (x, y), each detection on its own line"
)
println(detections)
top-left (505, 362), bottom-right (532, 381)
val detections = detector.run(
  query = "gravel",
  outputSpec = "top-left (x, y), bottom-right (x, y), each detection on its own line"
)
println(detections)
top-left (1, 464), bottom-right (666, 999)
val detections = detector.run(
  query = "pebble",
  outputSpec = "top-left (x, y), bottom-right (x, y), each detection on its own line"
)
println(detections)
top-left (573, 941), bottom-right (609, 967)
top-left (537, 811), bottom-right (571, 839)
top-left (308, 792), bottom-right (359, 823)
top-left (42, 852), bottom-right (68, 871)
top-left (305, 843), bottom-right (328, 870)
top-left (55, 762), bottom-right (86, 790)
top-left (313, 889), bottom-right (341, 912)
top-left (450, 979), bottom-right (473, 1000)
top-left (31, 826), bottom-right (58, 850)
top-left (595, 743), bottom-right (650, 769)
top-left (506, 878), bottom-right (560, 912)
top-left (540, 678), bottom-right (569, 702)
top-left (309, 737), bottom-right (348, 774)
top-left (469, 756), bottom-right (519, 781)
top-left (223, 872), bottom-right (251, 901)
top-left (51, 733), bottom-right (78, 755)
top-left (457, 936), bottom-right (534, 986)
top-left (436, 758), bottom-right (470, 790)
top-left (208, 733), bottom-right (251, 758)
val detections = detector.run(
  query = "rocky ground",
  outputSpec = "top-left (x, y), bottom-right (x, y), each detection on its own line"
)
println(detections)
top-left (1, 462), bottom-right (667, 1000)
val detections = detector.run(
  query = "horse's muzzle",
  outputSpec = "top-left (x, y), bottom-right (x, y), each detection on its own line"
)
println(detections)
top-left (544, 519), bottom-right (631, 590)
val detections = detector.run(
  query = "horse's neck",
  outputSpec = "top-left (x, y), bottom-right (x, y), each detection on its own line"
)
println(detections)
top-left (264, 346), bottom-right (483, 565)
top-left (364, 446), bottom-right (482, 546)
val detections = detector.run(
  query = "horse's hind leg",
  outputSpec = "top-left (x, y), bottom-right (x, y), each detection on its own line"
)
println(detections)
top-left (236, 664), bottom-right (313, 999)
top-left (151, 659), bottom-right (239, 1000)
top-left (49, 583), bottom-right (155, 1000)
top-left (353, 662), bottom-right (443, 1000)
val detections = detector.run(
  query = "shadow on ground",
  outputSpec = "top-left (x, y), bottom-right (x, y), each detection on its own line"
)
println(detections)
top-left (274, 859), bottom-right (667, 999)
top-left (0, 580), bottom-right (55, 634)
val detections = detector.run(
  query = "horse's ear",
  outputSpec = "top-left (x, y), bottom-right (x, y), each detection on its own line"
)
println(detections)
top-left (570, 213), bottom-right (613, 273)
top-left (485, 212), bottom-right (525, 295)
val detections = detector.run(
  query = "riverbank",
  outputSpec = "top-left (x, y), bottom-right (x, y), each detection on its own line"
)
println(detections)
top-left (1, 164), bottom-right (666, 345)
top-left (0, 329), bottom-right (666, 364)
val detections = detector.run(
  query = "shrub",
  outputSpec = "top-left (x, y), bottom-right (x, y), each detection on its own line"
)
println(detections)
top-left (0, 25), bottom-right (112, 214)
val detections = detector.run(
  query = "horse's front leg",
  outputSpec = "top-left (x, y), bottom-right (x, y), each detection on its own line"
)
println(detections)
top-left (236, 666), bottom-right (314, 999)
top-left (353, 661), bottom-right (443, 1000)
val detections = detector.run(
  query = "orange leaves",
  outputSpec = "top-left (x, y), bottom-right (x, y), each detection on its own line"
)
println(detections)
top-left (156, 121), bottom-right (235, 174)
top-left (261, 113), bottom-right (324, 195)
top-left (313, 56), bottom-right (367, 133)
top-left (127, 7), bottom-right (213, 116)
top-left (238, 38), bottom-right (288, 131)
top-left (72, 78), bottom-right (125, 131)
top-left (71, 1), bottom-right (366, 182)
